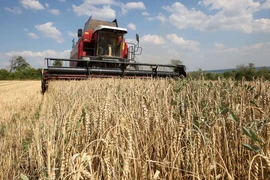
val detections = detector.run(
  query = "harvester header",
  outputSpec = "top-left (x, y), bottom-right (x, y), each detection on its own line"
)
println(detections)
top-left (41, 16), bottom-right (187, 93)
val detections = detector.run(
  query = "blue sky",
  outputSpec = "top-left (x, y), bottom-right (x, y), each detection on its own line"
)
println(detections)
top-left (1, 0), bottom-right (270, 71)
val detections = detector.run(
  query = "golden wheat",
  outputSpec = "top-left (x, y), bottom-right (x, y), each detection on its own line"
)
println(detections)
top-left (0, 78), bottom-right (269, 179)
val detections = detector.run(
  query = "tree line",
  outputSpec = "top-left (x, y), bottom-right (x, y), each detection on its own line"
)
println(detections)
top-left (0, 56), bottom-right (41, 80)
top-left (0, 57), bottom-right (269, 80)
top-left (188, 63), bottom-right (270, 81)
top-left (0, 56), bottom-right (63, 80)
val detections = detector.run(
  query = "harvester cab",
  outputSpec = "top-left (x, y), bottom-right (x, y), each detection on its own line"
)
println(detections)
top-left (41, 16), bottom-right (187, 93)
top-left (96, 29), bottom-right (126, 57)
top-left (93, 26), bottom-right (141, 62)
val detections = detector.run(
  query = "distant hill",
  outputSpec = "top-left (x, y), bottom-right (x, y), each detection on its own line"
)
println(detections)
top-left (204, 66), bottom-right (270, 74)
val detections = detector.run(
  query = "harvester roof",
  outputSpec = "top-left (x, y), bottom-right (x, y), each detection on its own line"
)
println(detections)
top-left (83, 16), bottom-right (120, 32)
top-left (94, 25), bottom-right (127, 33)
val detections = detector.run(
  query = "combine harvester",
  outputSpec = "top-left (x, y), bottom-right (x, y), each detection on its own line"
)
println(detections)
top-left (41, 16), bottom-right (187, 93)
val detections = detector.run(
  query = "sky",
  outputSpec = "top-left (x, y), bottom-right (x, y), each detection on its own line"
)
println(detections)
top-left (1, 0), bottom-right (270, 71)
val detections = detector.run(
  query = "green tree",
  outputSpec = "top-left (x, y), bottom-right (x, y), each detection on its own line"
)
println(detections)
top-left (188, 68), bottom-right (203, 80)
top-left (53, 60), bottom-right (63, 67)
top-left (256, 67), bottom-right (270, 80)
top-left (170, 59), bottom-right (182, 66)
top-left (0, 67), bottom-right (41, 80)
top-left (223, 71), bottom-right (235, 79)
top-left (170, 59), bottom-right (183, 72)
top-left (235, 63), bottom-right (256, 81)
top-left (0, 69), bottom-right (10, 80)
top-left (8, 56), bottom-right (30, 72)
top-left (205, 72), bottom-right (219, 80)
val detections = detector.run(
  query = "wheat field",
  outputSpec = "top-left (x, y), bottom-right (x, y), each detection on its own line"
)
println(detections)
top-left (0, 78), bottom-right (269, 180)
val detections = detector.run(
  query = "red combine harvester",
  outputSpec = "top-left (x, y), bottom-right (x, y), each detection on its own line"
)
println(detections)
top-left (41, 16), bottom-right (187, 93)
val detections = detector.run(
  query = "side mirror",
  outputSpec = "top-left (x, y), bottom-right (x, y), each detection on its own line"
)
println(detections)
top-left (78, 29), bottom-right (82, 37)
top-left (136, 34), bottom-right (139, 43)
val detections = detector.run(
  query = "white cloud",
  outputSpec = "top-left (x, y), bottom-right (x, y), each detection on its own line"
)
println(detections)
top-left (136, 34), bottom-right (201, 68)
top-left (166, 34), bottom-right (200, 50)
top-left (59, 0), bottom-right (66, 2)
top-left (28, 32), bottom-right (39, 39)
top-left (72, 1), bottom-right (145, 18)
top-left (125, 38), bottom-right (137, 44)
top-left (68, 31), bottom-right (77, 37)
top-left (0, 52), bottom-right (9, 67)
top-left (20, 0), bottom-right (45, 10)
top-left (145, 13), bottom-right (170, 23)
top-left (215, 42), bottom-right (269, 53)
top-left (141, 34), bottom-right (166, 45)
top-left (252, 18), bottom-right (270, 33)
top-left (163, 2), bottom-right (209, 30)
top-left (6, 50), bottom-right (70, 58)
top-left (199, 0), bottom-right (260, 14)
top-left (35, 22), bottom-right (64, 43)
top-left (156, 13), bottom-right (166, 23)
top-left (136, 41), bottom-right (270, 71)
top-left (261, 0), bottom-right (270, 9)
top-left (141, 11), bottom-right (149, 16)
top-left (146, 17), bottom-right (154, 21)
top-left (24, 28), bottom-right (28, 32)
top-left (72, 3), bottom-right (116, 19)
top-left (136, 54), bottom-right (163, 64)
top-left (45, 3), bottom-right (49, 8)
top-left (4, 50), bottom-right (70, 68)
top-left (203, 42), bottom-right (270, 69)
top-left (76, 0), bottom-right (116, 5)
top-left (249, 43), bottom-right (264, 49)
top-left (214, 42), bottom-right (225, 49)
top-left (127, 23), bottom-right (136, 30)
top-left (4, 7), bottom-right (22, 14)
top-left (121, 1), bottom-right (146, 15)
top-left (163, 1), bottom-right (270, 33)
top-left (166, 49), bottom-right (180, 57)
top-left (124, 1), bottom-right (145, 9)
top-left (49, 9), bottom-right (60, 15)
top-left (206, 12), bottom-right (255, 33)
